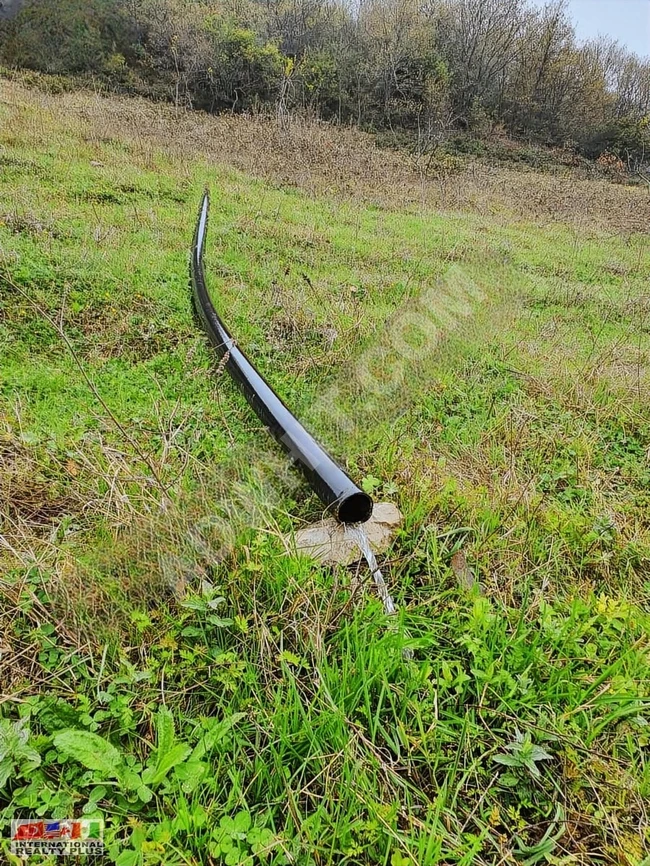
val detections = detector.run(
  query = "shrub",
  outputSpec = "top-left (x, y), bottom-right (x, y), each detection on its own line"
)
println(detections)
top-left (198, 20), bottom-right (285, 112)
top-left (294, 50), bottom-right (339, 115)
top-left (0, 0), bottom-right (137, 75)
top-left (584, 116), bottom-right (650, 169)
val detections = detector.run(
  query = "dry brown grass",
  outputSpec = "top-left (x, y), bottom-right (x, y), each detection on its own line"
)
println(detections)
top-left (2, 78), bottom-right (649, 235)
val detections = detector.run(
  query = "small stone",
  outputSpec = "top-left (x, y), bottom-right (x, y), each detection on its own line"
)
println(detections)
top-left (288, 502), bottom-right (403, 566)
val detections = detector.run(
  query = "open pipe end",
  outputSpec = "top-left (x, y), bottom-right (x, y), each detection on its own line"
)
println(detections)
top-left (337, 492), bottom-right (374, 524)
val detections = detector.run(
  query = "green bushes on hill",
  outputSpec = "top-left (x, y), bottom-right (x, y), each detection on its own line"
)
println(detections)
top-left (0, 0), bottom-right (137, 74)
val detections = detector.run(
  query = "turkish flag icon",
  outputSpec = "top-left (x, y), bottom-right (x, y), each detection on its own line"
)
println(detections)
top-left (13, 822), bottom-right (45, 840)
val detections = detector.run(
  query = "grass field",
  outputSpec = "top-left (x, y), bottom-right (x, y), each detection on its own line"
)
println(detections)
top-left (1, 78), bottom-right (649, 865)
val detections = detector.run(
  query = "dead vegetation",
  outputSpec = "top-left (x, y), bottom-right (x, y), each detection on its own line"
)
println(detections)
top-left (2, 79), bottom-right (649, 235)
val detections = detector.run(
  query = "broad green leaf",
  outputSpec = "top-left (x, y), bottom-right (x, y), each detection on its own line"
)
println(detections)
top-left (155, 707), bottom-right (176, 757)
top-left (493, 754), bottom-right (521, 768)
top-left (249, 827), bottom-right (276, 856)
top-left (225, 848), bottom-right (248, 866)
top-left (190, 713), bottom-right (245, 763)
top-left (143, 743), bottom-right (191, 786)
top-left (120, 767), bottom-right (144, 792)
top-left (221, 835), bottom-right (235, 852)
top-left (136, 784), bottom-right (154, 803)
top-left (82, 784), bottom-right (108, 814)
top-left (180, 598), bottom-right (206, 610)
top-left (523, 759), bottom-right (542, 778)
top-left (0, 719), bottom-right (40, 769)
top-left (232, 811), bottom-right (251, 835)
top-left (362, 474), bottom-right (382, 494)
top-left (207, 597), bottom-right (226, 609)
top-left (498, 773), bottom-right (519, 787)
top-left (0, 757), bottom-right (13, 788)
top-left (89, 784), bottom-right (108, 802)
top-left (53, 730), bottom-right (123, 779)
top-left (529, 745), bottom-right (553, 762)
top-left (174, 760), bottom-right (208, 793)
top-left (207, 616), bottom-right (233, 627)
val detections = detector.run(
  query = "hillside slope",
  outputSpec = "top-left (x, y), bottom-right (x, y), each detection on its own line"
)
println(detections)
top-left (1, 80), bottom-right (649, 865)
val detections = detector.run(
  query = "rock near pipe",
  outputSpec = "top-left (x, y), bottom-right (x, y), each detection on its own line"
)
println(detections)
top-left (190, 192), bottom-right (373, 525)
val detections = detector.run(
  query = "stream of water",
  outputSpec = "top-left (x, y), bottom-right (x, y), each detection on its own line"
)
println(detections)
top-left (345, 524), bottom-right (397, 616)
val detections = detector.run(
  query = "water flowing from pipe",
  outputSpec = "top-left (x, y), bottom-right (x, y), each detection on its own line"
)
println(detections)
top-left (345, 524), bottom-right (396, 616)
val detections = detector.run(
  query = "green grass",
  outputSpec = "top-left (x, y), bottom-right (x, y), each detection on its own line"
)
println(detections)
top-left (1, 82), bottom-right (649, 866)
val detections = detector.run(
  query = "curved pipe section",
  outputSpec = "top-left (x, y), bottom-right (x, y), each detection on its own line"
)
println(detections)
top-left (190, 192), bottom-right (373, 525)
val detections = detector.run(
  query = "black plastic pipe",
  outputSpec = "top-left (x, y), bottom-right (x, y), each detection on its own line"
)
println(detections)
top-left (190, 192), bottom-right (373, 524)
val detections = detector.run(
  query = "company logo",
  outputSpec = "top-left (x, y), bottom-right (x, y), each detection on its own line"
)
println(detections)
top-left (11, 819), bottom-right (104, 856)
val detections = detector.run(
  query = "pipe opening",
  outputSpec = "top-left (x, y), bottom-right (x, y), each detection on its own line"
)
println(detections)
top-left (337, 492), bottom-right (374, 525)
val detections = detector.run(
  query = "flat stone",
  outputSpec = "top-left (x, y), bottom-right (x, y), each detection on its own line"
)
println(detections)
top-left (287, 502), bottom-right (403, 565)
